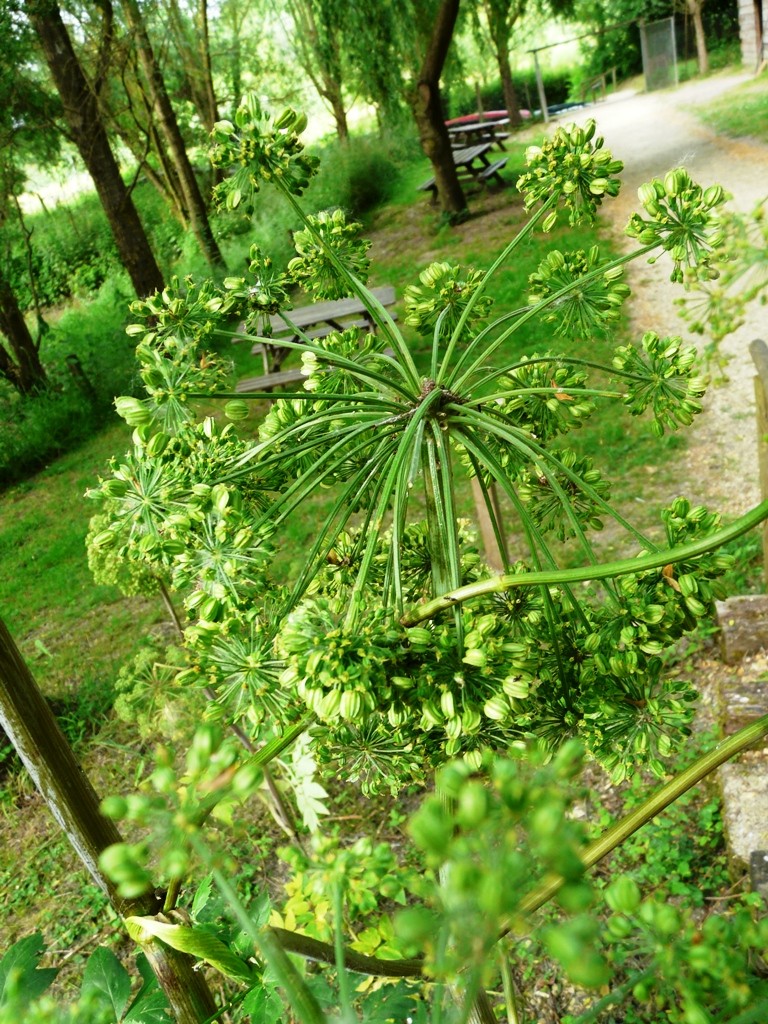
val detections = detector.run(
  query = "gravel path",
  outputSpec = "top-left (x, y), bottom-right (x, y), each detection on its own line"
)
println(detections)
top-left (558, 72), bottom-right (768, 517)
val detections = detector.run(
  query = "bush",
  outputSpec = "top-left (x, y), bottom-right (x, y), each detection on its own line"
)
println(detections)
top-left (225, 130), bottom-right (419, 276)
top-left (6, 183), bottom-right (188, 315)
top-left (0, 274), bottom-right (137, 488)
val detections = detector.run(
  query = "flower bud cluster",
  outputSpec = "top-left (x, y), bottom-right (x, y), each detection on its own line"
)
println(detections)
top-left (517, 448), bottom-right (610, 540)
top-left (516, 119), bottom-right (623, 227)
top-left (288, 209), bottom-right (371, 301)
top-left (626, 170), bottom-right (727, 283)
top-left (527, 245), bottom-right (631, 337)
top-left (404, 742), bottom-right (606, 982)
top-left (613, 332), bottom-right (707, 436)
top-left (210, 97), bottom-right (319, 213)
top-left (223, 245), bottom-right (292, 337)
top-left (403, 261), bottom-right (492, 340)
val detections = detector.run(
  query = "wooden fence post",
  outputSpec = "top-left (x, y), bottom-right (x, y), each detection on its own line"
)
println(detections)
top-left (471, 478), bottom-right (508, 574)
top-left (749, 339), bottom-right (768, 589)
top-left (0, 618), bottom-right (218, 1023)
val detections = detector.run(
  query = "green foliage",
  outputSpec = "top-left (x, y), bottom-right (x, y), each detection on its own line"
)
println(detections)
top-left (697, 80), bottom-right (768, 146)
top-left (0, 936), bottom-right (169, 1024)
top-left (447, 68), bottom-right (573, 116)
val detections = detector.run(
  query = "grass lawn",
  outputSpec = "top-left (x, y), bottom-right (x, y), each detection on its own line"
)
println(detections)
top-left (692, 73), bottom-right (768, 144)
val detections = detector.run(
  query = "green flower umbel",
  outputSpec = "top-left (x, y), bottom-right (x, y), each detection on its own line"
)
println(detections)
top-left (210, 96), bottom-right (319, 212)
top-left (626, 170), bottom-right (727, 283)
top-left (516, 119), bottom-right (623, 228)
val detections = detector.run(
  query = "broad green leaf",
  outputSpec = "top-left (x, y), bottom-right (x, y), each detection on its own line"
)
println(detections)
top-left (241, 983), bottom-right (283, 1024)
top-left (123, 987), bottom-right (172, 1024)
top-left (0, 933), bottom-right (58, 1009)
top-left (191, 873), bottom-right (214, 920)
top-left (81, 946), bottom-right (132, 1020)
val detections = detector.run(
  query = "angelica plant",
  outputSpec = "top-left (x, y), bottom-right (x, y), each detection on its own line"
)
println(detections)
top-left (7, 91), bottom-right (768, 1024)
top-left (88, 102), bottom-right (752, 792)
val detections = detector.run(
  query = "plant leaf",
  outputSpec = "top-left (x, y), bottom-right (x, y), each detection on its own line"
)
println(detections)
top-left (81, 946), bottom-right (132, 1020)
top-left (125, 916), bottom-right (254, 984)
top-left (0, 933), bottom-right (58, 1009)
top-left (191, 873), bottom-right (214, 920)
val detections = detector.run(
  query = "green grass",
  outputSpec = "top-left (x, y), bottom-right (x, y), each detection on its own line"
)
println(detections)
top-left (693, 75), bottom-right (768, 144)
top-left (0, 421), bottom-right (167, 699)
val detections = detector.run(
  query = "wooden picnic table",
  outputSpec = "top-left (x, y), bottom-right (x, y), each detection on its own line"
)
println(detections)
top-left (235, 285), bottom-right (397, 393)
top-left (447, 117), bottom-right (510, 150)
top-left (417, 142), bottom-right (508, 200)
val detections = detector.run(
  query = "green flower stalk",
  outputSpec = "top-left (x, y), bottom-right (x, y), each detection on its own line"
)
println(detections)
top-left (88, 95), bottom-right (762, 794)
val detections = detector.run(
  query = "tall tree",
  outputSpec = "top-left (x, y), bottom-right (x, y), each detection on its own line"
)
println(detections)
top-left (407, 0), bottom-right (467, 221)
top-left (478, 0), bottom-right (528, 125)
top-left (165, 0), bottom-right (219, 133)
top-left (27, 0), bottom-right (164, 299)
top-left (120, 0), bottom-right (224, 266)
top-left (282, 0), bottom-right (350, 141)
top-left (686, 0), bottom-right (709, 74)
top-left (0, 0), bottom-right (57, 393)
top-left (0, 267), bottom-right (48, 394)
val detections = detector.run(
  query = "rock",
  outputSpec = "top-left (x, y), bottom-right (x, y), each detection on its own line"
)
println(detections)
top-left (715, 595), bottom-right (768, 664)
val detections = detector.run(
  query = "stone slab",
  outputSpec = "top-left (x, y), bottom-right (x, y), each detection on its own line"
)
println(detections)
top-left (718, 762), bottom-right (768, 867)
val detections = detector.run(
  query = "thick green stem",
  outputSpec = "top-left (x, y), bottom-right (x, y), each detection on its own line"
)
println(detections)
top-left (261, 712), bottom-right (768, 983)
top-left (402, 499), bottom-right (768, 625)
top-left (0, 619), bottom-right (218, 1023)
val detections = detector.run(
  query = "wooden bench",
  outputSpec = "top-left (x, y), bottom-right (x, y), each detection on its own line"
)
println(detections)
top-left (235, 368), bottom-right (306, 393)
top-left (250, 317), bottom-right (377, 357)
top-left (235, 286), bottom-right (398, 394)
top-left (477, 157), bottom-right (507, 185)
top-left (418, 153), bottom-right (508, 197)
top-left (236, 345), bottom-right (396, 395)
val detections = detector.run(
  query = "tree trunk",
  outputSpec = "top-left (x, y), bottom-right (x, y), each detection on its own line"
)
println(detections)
top-left (28, 2), bottom-right (164, 300)
top-left (0, 269), bottom-right (48, 394)
top-left (121, 0), bottom-right (224, 268)
top-left (196, 0), bottom-right (219, 133)
top-left (325, 79), bottom-right (350, 142)
top-left (409, 0), bottom-right (466, 221)
top-left (687, 0), bottom-right (709, 75)
top-left (494, 36), bottom-right (523, 126)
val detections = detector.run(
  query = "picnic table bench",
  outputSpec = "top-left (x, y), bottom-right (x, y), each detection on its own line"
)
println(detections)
top-left (447, 117), bottom-right (510, 150)
top-left (417, 143), bottom-right (507, 200)
top-left (234, 285), bottom-right (398, 394)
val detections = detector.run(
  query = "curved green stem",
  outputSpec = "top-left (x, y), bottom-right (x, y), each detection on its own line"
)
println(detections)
top-left (278, 187), bottom-right (421, 388)
top-left (515, 712), bottom-right (768, 921)
top-left (215, 326), bottom-right (416, 400)
top-left (401, 499), bottom-right (768, 625)
top-left (437, 194), bottom-right (559, 385)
